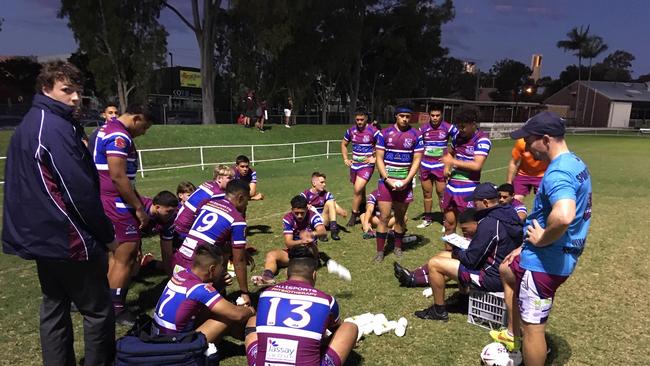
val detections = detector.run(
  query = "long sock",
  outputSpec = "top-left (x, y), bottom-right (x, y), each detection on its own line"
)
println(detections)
top-left (394, 232), bottom-right (404, 249)
top-left (412, 264), bottom-right (429, 286)
top-left (330, 221), bottom-right (338, 231)
top-left (111, 288), bottom-right (126, 313)
top-left (262, 269), bottom-right (275, 279)
top-left (376, 232), bottom-right (387, 252)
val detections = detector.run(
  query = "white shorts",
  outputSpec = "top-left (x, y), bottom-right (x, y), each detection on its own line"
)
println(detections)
top-left (283, 109), bottom-right (292, 117)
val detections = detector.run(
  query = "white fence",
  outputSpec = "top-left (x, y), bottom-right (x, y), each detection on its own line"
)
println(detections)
top-left (136, 139), bottom-right (339, 177)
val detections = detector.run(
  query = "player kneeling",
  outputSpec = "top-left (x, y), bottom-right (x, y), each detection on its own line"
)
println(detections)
top-left (153, 244), bottom-right (255, 343)
top-left (252, 195), bottom-right (326, 286)
top-left (245, 246), bottom-right (358, 366)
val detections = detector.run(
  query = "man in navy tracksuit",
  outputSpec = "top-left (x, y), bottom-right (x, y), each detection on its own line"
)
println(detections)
top-left (2, 61), bottom-right (116, 366)
top-left (415, 182), bottom-right (523, 321)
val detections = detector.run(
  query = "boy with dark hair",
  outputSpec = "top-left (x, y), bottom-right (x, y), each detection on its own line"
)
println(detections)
top-left (234, 155), bottom-right (264, 201)
top-left (153, 244), bottom-right (255, 343)
top-left (497, 183), bottom-right (527, 221)
top-left (251, 195), bottom-right (326, 287)
top-left (245, 246), bottom-right (358, 366)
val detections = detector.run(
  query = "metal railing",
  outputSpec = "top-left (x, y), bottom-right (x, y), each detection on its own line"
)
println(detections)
top-left (135, 139), bottom-right (338, 177)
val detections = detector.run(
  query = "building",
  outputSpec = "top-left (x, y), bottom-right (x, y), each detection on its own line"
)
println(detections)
top-left (530, 54), bottom-right (542, 82)
top-left (545, 80), bottom-right (650, 128)
top-left (148, 66), bottom-right (203, 123)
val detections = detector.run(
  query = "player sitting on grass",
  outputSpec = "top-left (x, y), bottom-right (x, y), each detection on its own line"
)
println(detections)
top-left (361, 189), bottom-right (414, 242)
top-left (176, 181), bottom-right (196, 206)
top-left (497, 183), bottom-right (527, 221)
top-left (301, 171), bottom-right (348, 241)
top-left (173, 165), bottom-right (233, 248)
top-left (153, 244), bottom-right (255, 344)
top-left (134, 191), bottom-right (179, 276)
top-left (251, 195), bottom-right (326, 287)
top-left (393, 208), bottom-right (477, 287)
top-left (414, 183), bottom-right (522, 321)
top-left (245, 246), bottom-right (358, 366)
top-left (234, 155), bottom-right (264, 201)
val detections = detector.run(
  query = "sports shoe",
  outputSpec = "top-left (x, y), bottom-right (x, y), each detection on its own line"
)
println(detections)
top-left (393, 262), bottom-right (414, 287)
top-left (373, 252), bottom-right (384, 263)
top-left (284, 124), bottom-right (291, 128)
top-left (331, 229), bottom-right (340, 241)
top-left (416, 219), bottom-right (432, 229)
top-left (489, 328), bottom-right (519, 351)
top-left (393, 247), bottom-right (403, 258)
top-left (140, 252), bottom-right (155, 267)
top-left (115, 309), bottom-right (137, 327)
top-left (362, 230), bottom-right (376, 239)
top-left (251, 275), bottom-right (276, 287)
top-left (320, 236), bottom-right (329, 242)
top-left (414, 305), bottom-right (448, 321)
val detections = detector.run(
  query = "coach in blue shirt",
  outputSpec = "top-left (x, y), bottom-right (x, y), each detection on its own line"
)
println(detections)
top-left (2, 61), bottom-right (116, 366)
top-left (491, 112), bottom-right (592, 366)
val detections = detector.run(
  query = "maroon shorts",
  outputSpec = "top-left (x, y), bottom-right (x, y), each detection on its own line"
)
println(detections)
top-left (101, 196), bottom-right (140, 243)
top-left (246, 340), bottom-right (342, 366)
top-left (349, 166), bottom-right (374, 184)
top-left (509, 255), bottom-right (569, 324)
top-left (375, 179), bottom-right (413, 204)
top-left (419, 166), bottom-right (445, 183)
top-left (440, 187), bottom-right (474, 213)
top-left (513, 175), bottom-right (542, 196)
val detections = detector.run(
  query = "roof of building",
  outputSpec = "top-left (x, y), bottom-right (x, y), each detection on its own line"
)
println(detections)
top-left (577, 81), bottom-right (650, 102)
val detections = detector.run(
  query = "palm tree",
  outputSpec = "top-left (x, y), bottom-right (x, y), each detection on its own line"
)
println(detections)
top-left (581, 35), bottom-right (608, 125)
top-left (557, 25), bottom-right (590, 123)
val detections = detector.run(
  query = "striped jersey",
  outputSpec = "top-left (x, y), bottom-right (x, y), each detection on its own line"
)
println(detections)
top-left (153, 269), bottom-right (223, 334)
top-left (343, 125), bottom-right (379, 170)
top-left (174, 180), bottom-right (225, 237)
top-left (419, 121), bottom-right (457, 169)
top-left (448, 130), bottom-right (491, 189)
top-left (301, 189), bottom-right (334, 215)
top-left (177, 198), bottom-right (246, 262)
top-left (376, 124), bottom-right (424, 179)
top-left (282, 209), bottom-right (324, 246)
top-left (92, 117), bottom-right (138, 197)
top-left (255, 280), bottom-right (340, 366)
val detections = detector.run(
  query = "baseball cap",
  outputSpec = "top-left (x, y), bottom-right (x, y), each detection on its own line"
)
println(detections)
top-left (510, 111), bottom-right (566, 139)
top-left (467, 182), bottom-right (499, 201)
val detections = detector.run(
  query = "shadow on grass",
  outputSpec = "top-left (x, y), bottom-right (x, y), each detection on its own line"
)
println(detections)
top-left (131, 277), bottom-right (168, 313)
top-left (546, 332), bottom-right (572, 365)
top-left (411, 211), bottom-right (444, 224)
top-left (247, 224), bottom-right (273, 236)
top-left (344, 350), bottom-right (364, 365)
top-left (218, 338), bottom-right (246, 360)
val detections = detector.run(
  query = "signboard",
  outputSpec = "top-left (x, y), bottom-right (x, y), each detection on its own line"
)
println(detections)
top-left (179, 70), bottom-right (201, 88)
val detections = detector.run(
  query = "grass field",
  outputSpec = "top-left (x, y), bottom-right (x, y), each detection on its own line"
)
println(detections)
top-left (0, 124), bottom-right (649, 365)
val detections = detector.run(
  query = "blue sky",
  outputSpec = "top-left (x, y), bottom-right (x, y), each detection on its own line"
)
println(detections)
top-left (1, 0), bottom-right (648, 78)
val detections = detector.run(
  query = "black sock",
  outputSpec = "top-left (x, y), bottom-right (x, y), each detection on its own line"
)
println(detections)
top-left (434, 304), bottom-right (447, 314)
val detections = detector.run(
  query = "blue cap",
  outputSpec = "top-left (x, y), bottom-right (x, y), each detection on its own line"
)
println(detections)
top-left (510, 111), bottom-right (566, 139)
top-left (395, 106), bottom-right (413, 114)
top-left (467, 182), bottom-right (498, 201)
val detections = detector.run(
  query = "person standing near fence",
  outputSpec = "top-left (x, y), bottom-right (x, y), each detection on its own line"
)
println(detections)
top-left (93, 104), bottom-right (153, 326)
top-left (284, 96), bottom-right (293, 128)
top-left (341, 108), bottom-right (379, 227)
top-left (2, 61), bottom-right (117, 365)
top-left (492, 112), bottom-right (592, 366)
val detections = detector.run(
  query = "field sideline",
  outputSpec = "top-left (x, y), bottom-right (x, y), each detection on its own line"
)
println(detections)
top-left (0, 124), bottom-right (649, 365)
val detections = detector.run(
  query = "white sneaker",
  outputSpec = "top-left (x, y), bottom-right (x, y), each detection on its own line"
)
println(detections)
top-left (416, 220), bottom-right (432, 229)
top-left (284, 124), bottom-right (291, 128)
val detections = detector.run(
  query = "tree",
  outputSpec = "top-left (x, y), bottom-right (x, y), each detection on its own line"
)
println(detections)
top-left (602, 50), bottom-right (635, 81)
top-left (557, 25), bottom-right (590, 121)
top-left (68, 51), bottom-right (99, 99)
top-left (580, 35), bottom-right (607, 123)
top-left (489, 59), bottom-right (532, 101)
top-left (164, 0), bottom-right (222, 124)
top-left (0, 57), bottom-right (41, 102)
top-left (59, 0), bottom-right (168, 112)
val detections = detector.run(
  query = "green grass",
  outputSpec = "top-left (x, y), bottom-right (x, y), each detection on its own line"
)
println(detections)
top-left (0, 126), bottom-right (649, 365)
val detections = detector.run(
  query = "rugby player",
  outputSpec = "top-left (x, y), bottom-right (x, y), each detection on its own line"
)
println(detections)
top-left (506, 138), bottom-right (548, 202)
top-left (301, 172), bottom-right (347, 241)
top-left (245, 246), bottom-right (358, 366)
top-left (234, 155), bottom-right (264, 201)
top-left (373, 106), bottom-right (423, 261)
top-left (417, 105), bottom-right (457, 228)
top-left (93, 103), bottom-right (153, 325)
top-left (393, 208), bottom-right (477, 287)
top-left (174, 165), bottom-right (233, 247)
top-left (341, 108), bottom-right (379, 227)
top-left (153, 244), bottom-right (255, 343)
top-left (173, 179), bottom-right (253, 306)
top-left (492, 112), bottom-right (592, 366)
top-left (440, 105), bottom-right (491, 240)
top-left (497, 183), bottom-right (528, 221)
top-left (251, 195), bottom-right (326, 287)
top-left (414, 183), bottom-right (522, 321)
top-left (176, 181), bottom-right (196, 206)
